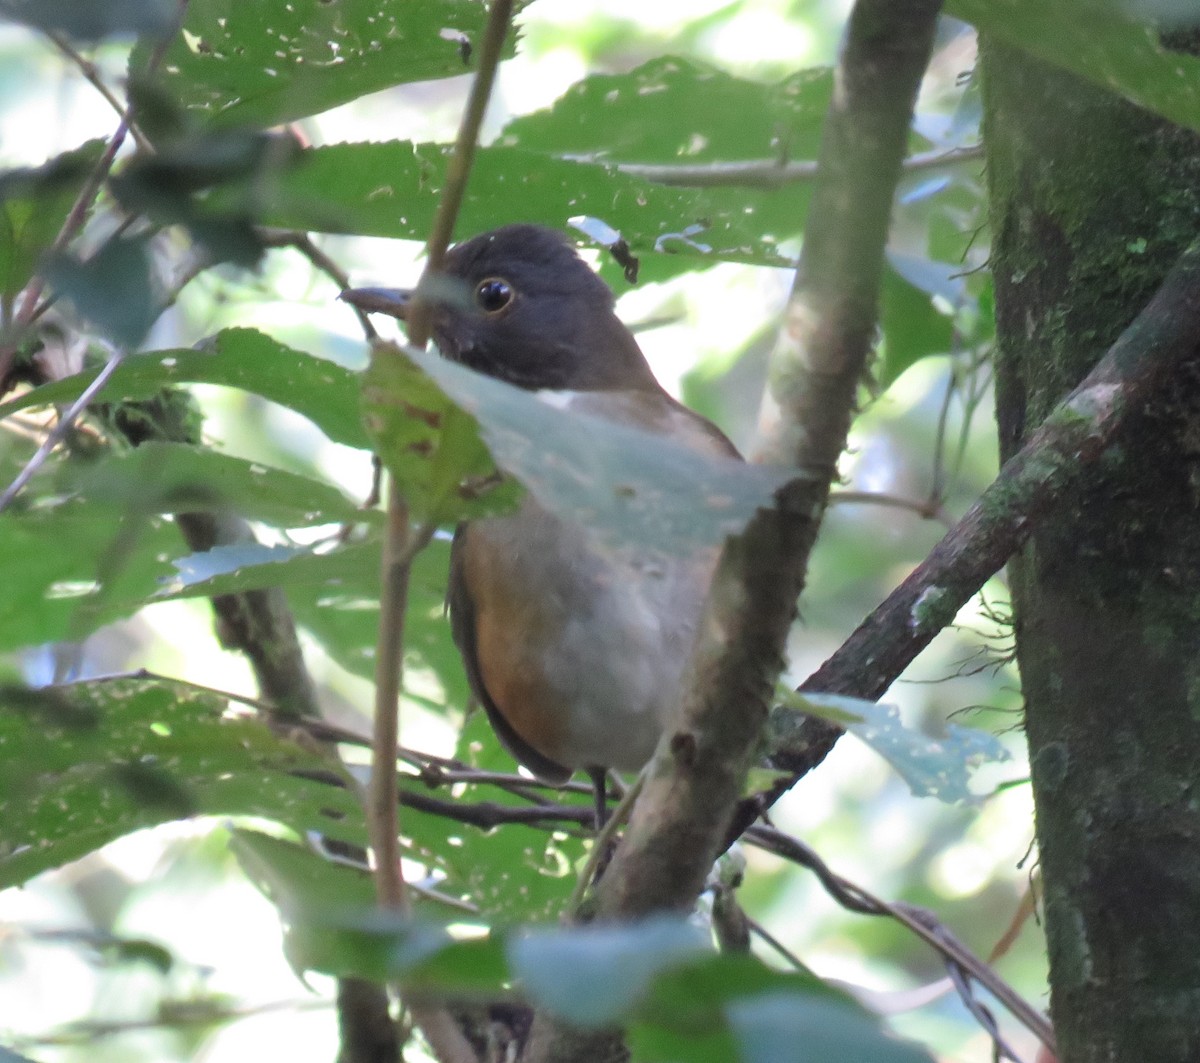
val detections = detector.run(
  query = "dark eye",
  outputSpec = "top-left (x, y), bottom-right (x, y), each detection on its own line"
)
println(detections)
top-left (475, 277), bottom-right (514, 313)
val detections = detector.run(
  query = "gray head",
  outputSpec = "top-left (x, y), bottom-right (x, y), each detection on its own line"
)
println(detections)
top-left (343, 224), bottom-right (661, 393)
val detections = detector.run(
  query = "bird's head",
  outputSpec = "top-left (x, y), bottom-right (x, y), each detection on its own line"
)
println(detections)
top-left (342, 224), bottom-right (660, 393)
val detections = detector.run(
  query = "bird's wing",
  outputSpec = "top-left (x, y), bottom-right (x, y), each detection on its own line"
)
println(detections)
top-left (447, 524), bottom-right (574, 785)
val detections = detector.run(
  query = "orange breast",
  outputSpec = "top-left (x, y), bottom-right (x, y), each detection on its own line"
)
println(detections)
top-left (461, 528), bottom-right (568, 765)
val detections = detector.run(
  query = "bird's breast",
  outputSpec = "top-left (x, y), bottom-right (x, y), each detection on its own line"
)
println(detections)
top-left (459, 494), bottom-right (715, 773)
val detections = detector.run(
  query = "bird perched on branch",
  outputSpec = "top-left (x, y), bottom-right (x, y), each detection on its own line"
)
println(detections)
top-left (343, 224), bottom-right (738, 818)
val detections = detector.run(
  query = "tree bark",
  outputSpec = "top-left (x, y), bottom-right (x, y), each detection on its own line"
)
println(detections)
top-left (981, 39), bottom-right (1200, 1063)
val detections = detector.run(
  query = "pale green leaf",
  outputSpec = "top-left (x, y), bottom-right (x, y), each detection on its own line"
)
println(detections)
top-left (949, 0), bottom-right (1200, 133)
top-left (408, 346), bottom-right (797, 560)
top-left (0, 329), bottom-right (368, 449)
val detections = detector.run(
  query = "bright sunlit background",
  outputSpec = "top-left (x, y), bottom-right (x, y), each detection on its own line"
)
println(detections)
top-left (0, 3), bottom-right (1044, 1061)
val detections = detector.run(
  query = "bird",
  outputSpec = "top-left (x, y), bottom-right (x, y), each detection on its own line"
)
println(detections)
top-left (342, 224), bottom-right (739, 821)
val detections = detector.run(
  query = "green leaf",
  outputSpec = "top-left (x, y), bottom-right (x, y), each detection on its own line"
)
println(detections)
top-left (277, 540), bottom-right (468, 715)
top-left (231, 828), bottom-right (375, 917)
top-left (948, 0), bottom-right (1200, 134)
top-left (639, 951), bottom-right (841, 1023)
top-left (155, 536), bottom-right (470, 723)
top-left (43, 234), bottom-right (160, 348)
top-left (284, 908), bottom-right (458, 985)
top-left (61, 442), bottom-right (364, 527)
top-left (727, 991), bottom-right (934, 1063)
top-left (508, 917), bottom-right (708, 1027)
top-left (265, 141), bottom-right (787, 283)
top-left (129, 0), bottom-right (531, 130)
top-left (495, 57), bottom-right (831, 282)
top-left (631, 954), bottom-right (928, 1063)
top-left (0, 498), bottom-right (180, 651)
top-left (788, 693), bottom-right (1011, 803)
top-left (0, 142), bottom-right (105, 304)
top-left (878, 254), bottom-right (958, 387)
top-left (361, 344), bottom-right (519, 525)
top-left (166, 542), bottom-right (309, 590)
top-left (0, 440), bottom-right (363, 653)
top-left (111, 131), bottom-right (305, 267)
top-left (499, 56), bottom-right (831, 165)
top-left (0, 328), bottom-right (369, 449)
top-left (0, 677), bottom-right (365, 887)
top-left (414, 711), bottom-right (589, 922)
top-left (283, 901), bottom-right (512, 992)
top-left (408, 932), bottom-right (511, 995)
top-left (164, 539), bottom-right (383, 602)
top-left (0, 0), bottom-right (177, 40)
top-left (409, 346), bottom-right (796, 560)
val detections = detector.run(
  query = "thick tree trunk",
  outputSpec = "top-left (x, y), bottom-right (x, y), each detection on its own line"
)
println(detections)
top-left (981, 39), bottom-right (1200, 1063)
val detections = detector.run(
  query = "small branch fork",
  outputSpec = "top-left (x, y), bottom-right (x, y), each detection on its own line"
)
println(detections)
top-left (748, 234), bottom-right (1200, 804)
top-left (214, 688), bottom-right (1054, 1060)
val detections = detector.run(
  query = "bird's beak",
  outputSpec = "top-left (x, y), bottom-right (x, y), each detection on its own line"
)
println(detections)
top-left (339, 286), bottom-right (412, 320)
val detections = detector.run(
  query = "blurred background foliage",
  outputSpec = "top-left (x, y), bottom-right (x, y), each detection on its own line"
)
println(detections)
top-left (7, 0), bottom-right (1187, 1059)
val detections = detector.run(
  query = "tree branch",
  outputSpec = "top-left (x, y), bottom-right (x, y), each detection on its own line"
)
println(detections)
top-left (523, 2), bottom-right (945, 1058)
top-left (613, 143), bottom-right (981, 189)
top-left (756, 234), bottom-right (1200, 794)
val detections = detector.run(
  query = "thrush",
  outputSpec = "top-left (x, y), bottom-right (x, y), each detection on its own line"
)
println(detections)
top-left (343, 224), bottom-right (739, 817)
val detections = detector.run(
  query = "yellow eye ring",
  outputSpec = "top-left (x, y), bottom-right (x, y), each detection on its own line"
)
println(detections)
top-left (475, 277), bottom-right (514, 314)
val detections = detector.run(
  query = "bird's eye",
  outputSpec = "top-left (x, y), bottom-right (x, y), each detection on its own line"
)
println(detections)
top-left (475, 277), bottom-right (514, 314)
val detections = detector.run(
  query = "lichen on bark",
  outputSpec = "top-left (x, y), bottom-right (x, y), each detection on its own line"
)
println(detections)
top-left (982, 36), bottom-right (1200, 1063)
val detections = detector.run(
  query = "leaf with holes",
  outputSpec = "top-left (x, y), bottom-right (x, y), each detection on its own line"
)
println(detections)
top-left (361, 342), bottom-right (520, 526)
top-left (785, 692), bottom-right (1011, 804)
top-left (0, 499), bottom-right (180, 652)
top-left (264, 141), bottom-right (788, 286)
top-left (0, 677), bottom-right (366, 887)
top-left (129, 0), bottom-right (532, 130)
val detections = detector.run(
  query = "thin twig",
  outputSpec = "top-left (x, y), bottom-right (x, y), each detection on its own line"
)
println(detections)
top-left (566, 772), bottom-right (645, 912)
top-left (0, 349), bottom-right (127, 514)
top-left (29, 996), bottom-right (330, 1045)
top-left (46, 32), bottom-right (151, 151)
top-left (746, 824), bottom-right (1054, 1056)
top-left (613, 143), bottom-right (982, 189)
top-left (745, 916), bottom-right (808, 972)
top-left (929, 359), bottom-right (957, 501)
top-left (365, 3), bottom-right (513, 1062)
top-left (828, 489), bottom-right (951, 526)
top-left (258, 228), bottom-right (378, 341)
top-left (0, 2), bottom-right (185, 384)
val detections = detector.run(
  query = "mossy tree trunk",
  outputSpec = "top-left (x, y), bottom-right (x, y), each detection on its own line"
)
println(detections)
top-left (980, 38), bottom-right (1200, 1063)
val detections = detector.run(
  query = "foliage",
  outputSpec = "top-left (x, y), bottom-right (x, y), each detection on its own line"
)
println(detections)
top-left (2, 0), bottom-right (1187, 1059)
